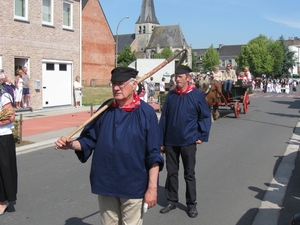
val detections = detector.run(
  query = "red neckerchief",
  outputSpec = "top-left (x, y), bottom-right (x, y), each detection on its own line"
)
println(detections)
top-left (112, 94), bottom-right (141, 112)
top-left (173, 84), bottom-right (195, 95)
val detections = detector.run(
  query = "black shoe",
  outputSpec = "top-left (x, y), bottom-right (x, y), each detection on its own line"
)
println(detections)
top-left (159, 204), bottom-right (176, 214)
top-left (188, 207), bottom-right (198, 218)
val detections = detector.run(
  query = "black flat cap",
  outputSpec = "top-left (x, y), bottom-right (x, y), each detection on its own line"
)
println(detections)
top-left (111, 67), bottom-right (139, 82)
top-left (175, 65), bottom-right (192, 74)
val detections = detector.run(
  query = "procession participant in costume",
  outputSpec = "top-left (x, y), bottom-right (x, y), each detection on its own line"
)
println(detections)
top-left (0, 72), bottom-right (17, 215)
top-left (55, 67), bottom-right (164, 225)
top-left (159, 64), bottom-right (211, 218)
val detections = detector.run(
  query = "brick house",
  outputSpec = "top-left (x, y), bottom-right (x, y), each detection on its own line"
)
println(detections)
top-left (0, 0), bottom-right (81, 110)
top-left (0, 0), bottom-right (115, 110)
top-left (82, 0), bottom-right (115, 87)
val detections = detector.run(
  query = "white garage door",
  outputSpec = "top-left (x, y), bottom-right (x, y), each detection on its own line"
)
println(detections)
top-left (42, 62), bottom-right (72, 107)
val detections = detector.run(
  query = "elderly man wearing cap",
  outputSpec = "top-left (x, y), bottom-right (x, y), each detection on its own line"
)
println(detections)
top-left (159, 64), bottom-right (211, 218)
top-left (55, 66), bottom-right (164, 225)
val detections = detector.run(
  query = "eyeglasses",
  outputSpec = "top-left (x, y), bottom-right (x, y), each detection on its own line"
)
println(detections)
top-left (111, 80), bottom-right (132, 90)
top-left (227, 65), bottom-right (231, 67)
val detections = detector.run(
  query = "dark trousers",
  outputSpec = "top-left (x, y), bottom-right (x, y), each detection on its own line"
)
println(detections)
top-left (223, 80), bottom-right (234, 92)
top-left (0, 134), bottom-right (18, 202)
top-left (164, 144), bottom-right (197, 208)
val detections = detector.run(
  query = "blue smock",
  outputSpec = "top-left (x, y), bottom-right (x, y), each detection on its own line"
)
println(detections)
top-left (159, 88), bottom-right (211, 146)
top-left (75, 100), bottom-right (164, 199)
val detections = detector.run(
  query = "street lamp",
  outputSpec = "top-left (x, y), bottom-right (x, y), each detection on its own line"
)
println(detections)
top-left (115, 16), bottom-right (129, 67)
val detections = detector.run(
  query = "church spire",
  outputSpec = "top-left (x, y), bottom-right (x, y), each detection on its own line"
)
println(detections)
top-left (136, 0), bottom-right (159, 24)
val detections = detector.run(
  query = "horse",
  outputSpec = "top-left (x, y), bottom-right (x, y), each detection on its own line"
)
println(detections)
top-left (195, 74), bottom-right (222, 120)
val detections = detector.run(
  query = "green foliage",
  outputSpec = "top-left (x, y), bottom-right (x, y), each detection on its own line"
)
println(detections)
top-left (154, 46), bottom-right (173, 59)
top-left (278, 35), bottom-right (296, 77)
top-left (117, 45), bottom-right (136, 66)
top-left (158, 93), bottom-right (167, 110)
top-left (192, 51), bottom-right (200, 72)
top-left (202, 44), bottom-right (219, 71)
top-left (269, 39), bottom-right (284, 75)
top-left (82, 86), bottom-right (113, 106)
top-left (236, 34), bottom-right (296, 78)
top-left (12, 119), bottom-right (22, 143)
top-left (236, 35), bottom-right (274, 76)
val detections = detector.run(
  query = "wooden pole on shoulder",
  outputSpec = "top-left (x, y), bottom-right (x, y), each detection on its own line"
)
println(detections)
top-left (65, 49), bottom-right (188, 140)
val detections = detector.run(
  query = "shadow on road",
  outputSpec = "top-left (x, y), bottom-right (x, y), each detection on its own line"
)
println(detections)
top-left (235, 153), bottom-right (297, 225)
top-left (64, 211), bottom-right (99, 225)
top-left (270, 98), bottom-right (300, 109)
top-left (157, 185), bottom-right (191, 215)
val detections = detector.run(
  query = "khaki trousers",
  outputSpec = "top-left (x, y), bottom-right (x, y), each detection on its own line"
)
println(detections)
top-left (98, 195), bottom-right (143, 225)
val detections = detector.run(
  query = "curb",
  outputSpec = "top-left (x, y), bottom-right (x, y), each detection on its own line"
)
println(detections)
top-left (252, 121), bottom-right (300, 225)
top-left (16, 135), bottom-right (80, 155)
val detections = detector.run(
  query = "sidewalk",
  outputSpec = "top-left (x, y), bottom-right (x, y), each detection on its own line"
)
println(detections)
top-left (16, 102), bottom-right (161, 154)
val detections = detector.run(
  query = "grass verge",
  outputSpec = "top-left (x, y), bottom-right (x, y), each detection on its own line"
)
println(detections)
top-left (82, 85), bottom-right (113, 106)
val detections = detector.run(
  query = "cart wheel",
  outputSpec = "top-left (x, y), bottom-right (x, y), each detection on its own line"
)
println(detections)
top-left (234, 101), bottom-right (240, 118)
top-left (243, 91), bottom-right (249, 114)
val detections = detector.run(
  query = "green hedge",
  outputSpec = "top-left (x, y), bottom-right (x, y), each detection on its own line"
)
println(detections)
top-left (12, 119), bottom-right (22, 143)
top-left (158, 93), bottom-right (167, 109)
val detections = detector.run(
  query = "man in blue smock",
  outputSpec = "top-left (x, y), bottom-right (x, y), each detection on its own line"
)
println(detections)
top-left (55, 67), bottom-right (164, 225)
top-left (159, 64), bottom-right (211, 218)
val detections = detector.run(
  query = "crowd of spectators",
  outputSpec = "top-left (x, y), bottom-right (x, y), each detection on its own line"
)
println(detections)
top-left (0, 67), bottom-right (30, 109)
top-left (256, 78), bottom-right (298, 94)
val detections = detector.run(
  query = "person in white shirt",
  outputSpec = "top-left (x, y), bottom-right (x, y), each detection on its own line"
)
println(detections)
top-left (74, 76), bottom-right (83, 108)
top-left (212, 66), bottom-right (223, 83)
top-left (159, 77), bottom-right (166, 94)
top-left (14, 69), bottom-right (23, 109)
top-left (244, 67), bottom-right (252, 82)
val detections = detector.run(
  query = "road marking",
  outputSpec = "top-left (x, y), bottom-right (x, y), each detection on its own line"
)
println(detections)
top-left (251, 94), bottom-right (299, 98)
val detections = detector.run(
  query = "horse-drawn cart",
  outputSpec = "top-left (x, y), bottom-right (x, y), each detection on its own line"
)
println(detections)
top-left (217, 80), bottom-right (251, 118)
top-left (196, 75), bottom-right (251, 119)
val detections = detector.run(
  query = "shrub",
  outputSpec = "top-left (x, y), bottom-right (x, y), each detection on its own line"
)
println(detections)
top-left (12, 119), bottom-right (22, 143)
top-left (158, 93), bottom-right (167, 110)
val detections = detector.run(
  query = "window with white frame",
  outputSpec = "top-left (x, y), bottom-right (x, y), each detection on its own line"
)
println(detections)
top-left (42, 0), bottom-right (53, 25)
top-left (63, 1), bottom-right (73, 29)
top-left (14, 0), bottom-right (28, 20)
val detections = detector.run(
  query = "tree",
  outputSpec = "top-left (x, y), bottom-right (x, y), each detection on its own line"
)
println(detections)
top-left (278, 35), bottom-right (296, 77)
top-left (269, 39), bottom-right (284, 76)
top-left (236, 35), bottom-right (273, 76)
top-left (117, 45), bottom-right (136, 67)
top-left (236, 34), bottom-right (285, 77)
top-left (154, 46), bottom-right (173, 59)
top-left (201, 44), bottom-right (219, 72)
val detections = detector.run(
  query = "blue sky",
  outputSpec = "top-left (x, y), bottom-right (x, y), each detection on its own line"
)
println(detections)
top-left (100, 0), bottom-right (300, 49)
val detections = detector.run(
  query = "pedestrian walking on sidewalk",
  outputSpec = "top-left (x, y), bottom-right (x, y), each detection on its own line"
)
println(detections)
top-left (0, 77), bottom-right (18, 215)
top-left (159, 64), bottom-right (211, 218)
top-left (55, 66), bottom-right (164, 225)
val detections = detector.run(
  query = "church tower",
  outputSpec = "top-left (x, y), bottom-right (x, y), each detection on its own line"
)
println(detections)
top-left (135, 0), bottom-right (160, 55)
